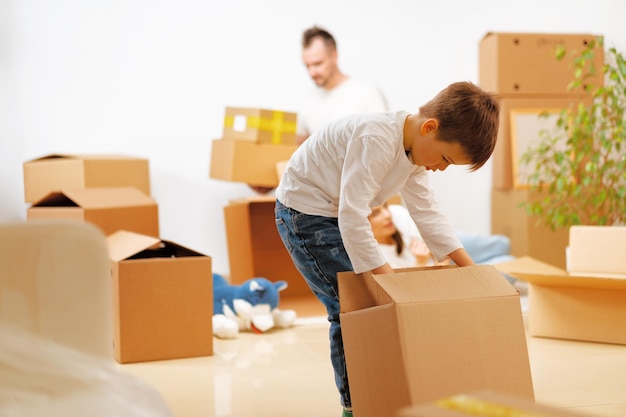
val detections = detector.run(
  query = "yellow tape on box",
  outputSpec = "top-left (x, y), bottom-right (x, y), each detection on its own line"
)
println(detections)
top-left (223, 107), bottom-right (297, 144)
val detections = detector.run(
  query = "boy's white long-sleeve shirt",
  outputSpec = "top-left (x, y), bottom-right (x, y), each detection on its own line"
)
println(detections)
top-left (275, 111), bottom-right (462, 274)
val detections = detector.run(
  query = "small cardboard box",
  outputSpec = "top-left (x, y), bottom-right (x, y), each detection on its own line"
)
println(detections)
top-left (107, 230), bottom-right (213, 363)
top-left (496, 256), bottom-right (626, 345)
top-left (27, 187), bottom-right (159, 237)
top-left (209, 139), bottom-right (298, 187)
top-left (491, 188), bottom-right (569, 269)
top-left (397, 390), bottom-right (591, 417)
top-left (568, 225), bottom-right (626, 278)
top-left (223, 197), bottom-right (310, 298)
top-left (339, 266), bottom-right (534, 417)
top-left (23, 154), bottom-right (151, 203)
top-left (223, 107), bottom-right (297, 144)
top-left (479, 32), bottom-right (603, 96)
top-left (491, 96), bottom-right (591, 190)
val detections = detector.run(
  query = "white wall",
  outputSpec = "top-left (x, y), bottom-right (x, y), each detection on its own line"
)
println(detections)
top-left (1, 0), bottom-right (624, 276)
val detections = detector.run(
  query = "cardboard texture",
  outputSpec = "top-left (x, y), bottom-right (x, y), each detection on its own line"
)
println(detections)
top-left (496, 256), bottom-right (626, 345)
top-left (568, 225), bottom-right (626, 278)
top-left (107, 230), bottom-right (213, 363)
top-left (209, 139), bottom-right (298, 187)
top-left (479, 32), bottom-right (604, 96)
top-left (223, 107), bottom-right (297, 144)
top-left (23, 154), bottom-right (151, 203)
top-left (491, 96), bottom-right (591, 190)
top-left (339, 266), bottom-right (534, 417)
top-left (27, 187), bottom-right (159, 237)
top-left (397, 390), bottom-right (591, 417)
top-left (491, 188), bottom-right (568, 269)
top-left (224, 197), bottom-right (311, 298)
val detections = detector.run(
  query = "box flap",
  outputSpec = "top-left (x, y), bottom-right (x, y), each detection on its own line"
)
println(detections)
top-left (107, 230), bottom-right (161, 262)
top-left (496, 256), bottom-right (626, 290)
top-left (375, 265), bottom-right (517, 303)
top-left (569, 225), bottom-right (626, 277)
top-left (49, 187), bottom-right (154, 209)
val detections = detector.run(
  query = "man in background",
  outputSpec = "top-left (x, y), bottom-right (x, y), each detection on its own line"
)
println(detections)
top-left (296, 25), bottom-right (389, 144)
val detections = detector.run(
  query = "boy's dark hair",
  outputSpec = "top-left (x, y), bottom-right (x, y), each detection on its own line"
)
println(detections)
top-left (419, 81), bottom-right (500, 171)
top-left (302, 26), bottom-right (337, 51)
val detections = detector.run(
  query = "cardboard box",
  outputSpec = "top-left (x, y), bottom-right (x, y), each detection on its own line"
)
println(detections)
top-left (209, 139), bottom-right (298, 187)
top-left (224, 197), bottom-right (311, 298)
top-left (496, 256), bottom-right (626, 345)
top-left (479, 32), bottom-right (603, 96)
top-left (397, 390), bottom-right (591, 417)
top-left (492, 96), bottom-right (591, 190)
top-left (339, 266), bottom-right (534, 417)
top-left (223, 107), bottom-right (297, 144)
top-left (491, 188), bottom-right (569, 268)
top-left (107, 230), bottom-right (213, 363)
top-left (568, 225), bottom-right (626, 278)
top-left (23, 154), bottom-right (151, 203)
top-left (27, 187), bottom-right (159, 237)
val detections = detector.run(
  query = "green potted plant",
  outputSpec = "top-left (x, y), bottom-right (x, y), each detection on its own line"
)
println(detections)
top-left (520, 36), bottom-right (626, 230)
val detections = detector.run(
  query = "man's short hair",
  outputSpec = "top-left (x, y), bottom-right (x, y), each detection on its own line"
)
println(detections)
top-left (302, 26), bottom-right (337, 51)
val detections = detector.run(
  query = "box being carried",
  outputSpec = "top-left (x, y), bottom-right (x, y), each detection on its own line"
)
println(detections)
top-left (23, 154), bottom-right (151, 203)
top-left (209, 139), bottom-right (298, 187)
top-left (107, 230), bottom-right (213, 363)
top-left (479, 32), bottom-right (604, 96)
top-left (27, 187), bottom-right (159, 237)
top-left (339, 265), bottom-right (534, 417)
top-left (223, 107), bottom-right (297, 145)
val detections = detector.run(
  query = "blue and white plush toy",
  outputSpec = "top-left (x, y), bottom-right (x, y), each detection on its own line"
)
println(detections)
top-left (212, 273), bottom-right (297, 339)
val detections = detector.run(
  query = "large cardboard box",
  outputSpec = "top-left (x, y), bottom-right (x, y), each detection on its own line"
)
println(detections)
top-left (479, 32), bottom-right (603, 96)
top-left (224, 197), bottom-right (311, 298)
top-left (27, 187), bottom-right (159, 237)
top-left (209, 139), bottom-right (298, 187)
top-left (491, 188), bottom-right (568, 269)
top-left (339, 266), bottom-right (534, 417)
top-left (223, 107), bottom-right (297, 144)
top-left (496, 256), bottom-right (626, 345)
top-left (107, 230), bottom-right (213, 363)
top-left (397, 390), bottom-right (591, 417)
top-left (568, 225), bottom-right (626, 278)
top-left (492, 96), bottom-right (590, 190)
top-left (23, 154), bottom-right (151, 203)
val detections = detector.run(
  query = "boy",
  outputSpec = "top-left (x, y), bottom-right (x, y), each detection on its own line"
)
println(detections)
top-left (274, 81), bottom-right (499, 417)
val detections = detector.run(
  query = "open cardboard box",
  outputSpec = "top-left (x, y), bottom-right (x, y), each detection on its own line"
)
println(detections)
top-left (568, 225), bottom-right (626, 278)
top-left (107, 230), bottom-right (213, 363)
top-left (23, 154), bottom-right (151, 203)
top-left (339, 265), bottom-right (534, 417)
top-left (397, 389), bottom-right (591, 417)
top-left (27, 187), bottom-right (159, 237)
top-left (496, 256), bottom-right (626, 345)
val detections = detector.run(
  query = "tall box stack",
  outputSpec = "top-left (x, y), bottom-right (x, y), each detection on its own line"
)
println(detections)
top-left (479, 32), bottom-right (604, 268)
top-left (23, 154), bottom-right (159, 237)
top-left (209, 107), bottom-right (299, 187)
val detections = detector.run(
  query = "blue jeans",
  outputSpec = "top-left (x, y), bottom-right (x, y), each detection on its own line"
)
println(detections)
top-left (275, 199), bottom-right (353, 409)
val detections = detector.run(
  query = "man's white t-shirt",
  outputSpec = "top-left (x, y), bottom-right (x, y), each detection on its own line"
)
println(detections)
top-left (297, 78), bottom-right (388, 138)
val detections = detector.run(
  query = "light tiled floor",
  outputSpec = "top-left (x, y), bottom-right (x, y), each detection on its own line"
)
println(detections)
top-left (119, 293), bottom-right (626, 417)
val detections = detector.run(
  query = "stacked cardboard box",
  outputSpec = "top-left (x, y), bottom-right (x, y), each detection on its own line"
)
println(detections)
top-left (496, 225), bottom-right (626, 345)
top-left (479, 32), bottom-right (604, 268)
top-left (209, 107), bottom-right (299, 187)
top-left (22, 153), bottom-right (214, 362)
top-left (339, 265), bottom-right (534, 417)
top-left (23, 154), bottom-right (158, 236)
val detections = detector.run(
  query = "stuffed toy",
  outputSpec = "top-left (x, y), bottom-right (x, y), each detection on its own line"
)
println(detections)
top-left (212, 273), bottom-right (297, 339)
